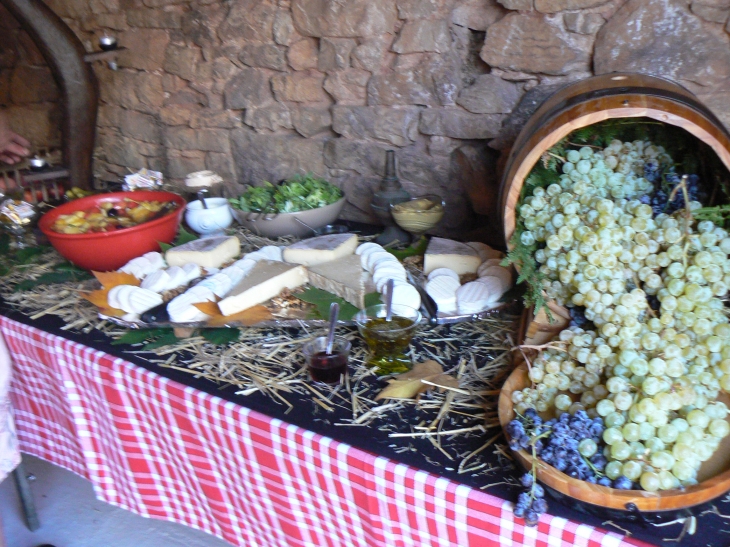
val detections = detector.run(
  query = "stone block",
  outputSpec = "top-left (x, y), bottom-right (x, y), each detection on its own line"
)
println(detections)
top-left (351, 35), bottom-right (392, 71)
top-left (224, 69), bottom-right (275, 109)
top-left (159, 105), bottom-right (194, 125)
top-left (219, 0), bottom-right (277, 43)
top-left (135, 72), bottom-right (166, 109)
top-left (331, 105), bottom-right (420, 146)
top-left (319, 38), bottom-right (357, 71)
top-left (481, 12), bottom-right (590, 75)
top-left (230, 128), bottom-right (327, 184)
top-left (126, 7), bottom-right (182, 28)
top-left (498, 0), bottom-right (533, 9)
top-left (292, 107), bottom-right (333, 137)
top-left (271, 72), bottom-right (328, 102)
top-left (563, 12), bottom-right (605, 34)
top-left (691, 0), bottom-right (729, 24)
top-left (427, 136), bottom-right (461, 157)
top-left (288, 38), bottom-right (319, 70)
top-left (164, 126), bottom-right (230, 152)
top-left (274, 9), bottom-right (297, 45)
top-left (10, 66), bottom-right (59, 104)
top-left (164, 44), bottom-right (199, 81)
top-left (396, 0), bottom-right (441, 19)
top-left (190, 110), bottom-right (241, 129)
top-left (16, 31), bottom-right (46, 65)
top-left (119, 28), bottom-right (169, 70)
top-left (419, 108), bottom-right (503, 139)
top-left (392, 20), bottom-right (451, 54)
top-left (166, 150), bottom-right (207, 179)
top-left (0, 32), bottom-right (17, 69)
top-left (323, 138), bottom-right (390, 176)
top-left (165, 87), bottom-right (209, 107)
top-left (452, 0), bottom-right (507, 31)
top-left (291, 0), bottom-right (398, 38)
top-left (120, 110), bottom-right (161, 143)
top-left (367, 69), bottom-right (438, 106)
top-left (244, 105), bottom-right (294, 132)
top-left (104, 135), bottom-right (148, 170)
top-left (181, 6), bottom-right (224, 48)
top-left (456, 73), bottom-right (524, 114)
top-left (323, 69), bottom-right (370, 104)
top-left (535, 0), bottom-right (608, 12)
top-left (205, 152), bottom-right (237, 183)
top-left (98, 105), bottom-right (125, 128)
top-left (239, 44), bottom-right (288, 70)
top-left (143, 0), bottom-right (187, 6)
top-left (595, 0), bottom-right (730, 87)
top-left (81, 13), bottom-right (129, 32)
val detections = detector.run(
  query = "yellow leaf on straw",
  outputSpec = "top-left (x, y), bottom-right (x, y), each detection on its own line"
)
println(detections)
top-left (92, 270), bottom-right (140, 289)
top-left (375, 360), bottom-right (459, 400)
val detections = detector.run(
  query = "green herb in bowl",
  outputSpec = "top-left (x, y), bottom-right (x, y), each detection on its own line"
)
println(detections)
top-left (230, 175), bottom-right (343, 214)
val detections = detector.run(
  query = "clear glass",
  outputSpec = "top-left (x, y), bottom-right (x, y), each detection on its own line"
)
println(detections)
top-left (301, 336), bottom-right (351, 385)
top-left (354, 304), bottom-right (421, 375)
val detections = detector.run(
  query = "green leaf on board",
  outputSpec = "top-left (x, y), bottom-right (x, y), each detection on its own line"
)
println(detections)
top-left (297, 287), bottom-right (360, 321)
top-left (112, 329), bottom-right (162, 346)
top-left (202, 328), bottom-right (240, 346)
top-left (159, 226), bottom-right (198, 252)
top-left (15, 246), bottom-right (47, 264)
top-left (142, 329), bottom-right (180, 350)
top-left (384, 236), bottom-right (428, 260)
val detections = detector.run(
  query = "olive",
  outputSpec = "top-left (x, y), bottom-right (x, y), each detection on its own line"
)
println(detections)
top-left (106, 208), bottom-right (119, 217)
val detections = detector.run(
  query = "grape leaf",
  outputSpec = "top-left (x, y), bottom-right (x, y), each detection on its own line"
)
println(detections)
top-left (363, 292), bottom-right (381, 308)
top-left (15, 246), bottom-right (47, 264)
top-left (14, 270), bottom-right (92, 292)
top-left (142, 329), bottom-right (179, 350)
top-left (159, 226), bottom-right (198, 252)
top-left (202, 328), bottom-right (240, 345)
top-left (296, 287), bottom-right (360, 321)
top-left (111, 329), bottom-right (161, 346)
top-left (0, 233), bottom-right (9, 255)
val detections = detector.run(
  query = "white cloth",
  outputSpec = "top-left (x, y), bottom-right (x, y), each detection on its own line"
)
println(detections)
top-left (0, 332), bottom-right (20, 483)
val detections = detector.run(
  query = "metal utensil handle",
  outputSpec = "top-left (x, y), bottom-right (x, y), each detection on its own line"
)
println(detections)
top-left (197, 190), bottom-right (208, 209)
top-left (325, 302), bottom-right (339, 355)
top-left (385, 279), bottom-right (394, 322)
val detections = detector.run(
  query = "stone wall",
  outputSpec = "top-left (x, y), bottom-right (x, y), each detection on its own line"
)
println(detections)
top-left (2, 0), bottom-right (730, 241)
top-left (0, 3), bottom-right (62, 151)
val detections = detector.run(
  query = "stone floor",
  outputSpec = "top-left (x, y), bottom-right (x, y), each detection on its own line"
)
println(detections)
top-left (0, 455), bottom-right (232, 547)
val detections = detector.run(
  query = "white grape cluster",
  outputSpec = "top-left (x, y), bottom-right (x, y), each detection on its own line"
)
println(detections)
top-left (513, 139), bottom-right (730, 492)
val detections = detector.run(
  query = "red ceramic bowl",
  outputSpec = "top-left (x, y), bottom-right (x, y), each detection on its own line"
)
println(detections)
top-left (38, 191), bottom-right (185, 271)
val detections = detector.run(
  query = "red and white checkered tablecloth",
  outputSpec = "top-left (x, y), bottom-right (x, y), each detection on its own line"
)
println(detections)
top-left (0, 315), bottom-right (651, 547)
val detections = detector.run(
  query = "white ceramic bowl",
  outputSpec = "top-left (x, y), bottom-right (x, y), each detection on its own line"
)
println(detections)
top-left (185, 197), bottom-right (234, 236)
top-left (232, 196), bottom-right (346, 239)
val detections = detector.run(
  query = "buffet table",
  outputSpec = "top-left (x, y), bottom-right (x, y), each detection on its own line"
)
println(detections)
top-left (0, 303), bottom-right (662, 547)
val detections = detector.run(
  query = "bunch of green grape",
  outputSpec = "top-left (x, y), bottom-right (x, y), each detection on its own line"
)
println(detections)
top-left (513, 139), bottom-right (730, 492)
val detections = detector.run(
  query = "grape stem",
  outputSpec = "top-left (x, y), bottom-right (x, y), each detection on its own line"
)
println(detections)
top-left (512, 341), bottom-right (568, 353)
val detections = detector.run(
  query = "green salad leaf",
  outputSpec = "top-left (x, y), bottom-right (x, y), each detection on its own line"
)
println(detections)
top-left (229, 175), bottom-right (342, 213)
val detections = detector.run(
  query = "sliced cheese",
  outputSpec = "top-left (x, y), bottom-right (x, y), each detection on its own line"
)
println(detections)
top-left (165, 236), bottom-right (240, 269)
top-left (218, 259), bottom-right (308, 316)
top-left (475, 275), bottom-right (504, 303)
top-left (477, 265), bottom-right (512, 289)
top-left (423, 237), bottom-right (481, 275)
top-left (307, 254), bottom-right (375, 308)
top-left (385, 281), bottom-right (420, 310)
top-left (356, 242), bottom-right (382, 255)
top-left (466, 242), bottom-right (504, 261)
top-left (456, 281), bottom-right (492, 314)
top-left (283, 233), bottom-right (358, 266)
top-left (427, 267), bottom-right (460, 282)
top-left (365, 250), bottom-right (398, 272)
top-left (425, 275), bottom-right (460, 314)
top-left (141, 269), bottom-right (170, 293)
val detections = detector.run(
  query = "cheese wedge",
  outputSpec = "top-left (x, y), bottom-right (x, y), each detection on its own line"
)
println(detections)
top-left (283, 233), bottom-right (358, 266)
top-left (218, 259), bottom-right (308, 316)
top-left (307, 254), bottom-right (375, 308)
top-left (165, 236), bottom-right (240, 269)
top-left (423, 237), bottom-right (481, 275)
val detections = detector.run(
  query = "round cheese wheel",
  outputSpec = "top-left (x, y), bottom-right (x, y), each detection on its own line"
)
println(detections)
top-left (373, 268), bottom-right (408, 292)
top-left (167, 293), bottom-right (209, 323)
top-left (186, 285), bottom-right (216, 302)
top-left (456, 281), bottom-right (492, 315)
top-left (258, 245), bottom-right (283, 261)
top-left (425, 275), bottom-right (460, 314)
top-left (119, 258), bottom-right (149, 279)
top-left (365, 250), bottom-right (398, 272)
top-left (475, 276), bottom-right (504, 303)
top-left (141, 269), bottom-right (170, 293)
top-left (383, 282), bottom-right (421, 311)
top-left (221, 265), bottom-right (245, 287)
top-left (165, 266), bottom-right (189, 291)
top-left (356, 242), bottom-right (382, 255)
top-left (476, 265), bottom-right (512, 288)
top-left (233, 258), bottom-right (256, 275)
top-left (142, 252), bottom-right (166, 271)
top-left (427, 267), bottom-right (459, 282)
top-left (182, 263), bottom-right (202, 282)
top-left (127, 287), bottom-right (164, 314)
top-left (107, 284), bottom-right (133, 310)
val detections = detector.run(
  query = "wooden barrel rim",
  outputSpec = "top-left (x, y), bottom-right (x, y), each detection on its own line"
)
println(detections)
top-left (499, 360), bottom-right (730, 512)
top-left (500, 73), bottom-right (730, 247)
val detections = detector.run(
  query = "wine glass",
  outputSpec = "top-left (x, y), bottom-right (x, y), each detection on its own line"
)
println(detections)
top-left (389, 194), bottom-right (445, 245)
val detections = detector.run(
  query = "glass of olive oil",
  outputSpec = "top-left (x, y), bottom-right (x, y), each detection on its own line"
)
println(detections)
top-left (354, 304), bottom-right (421, 375)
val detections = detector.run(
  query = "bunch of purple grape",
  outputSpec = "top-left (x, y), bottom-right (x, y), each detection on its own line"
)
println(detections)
top-left (506, 409), bottom-right (635, 525)
top-left (648, 169), bottom-right (701, 215)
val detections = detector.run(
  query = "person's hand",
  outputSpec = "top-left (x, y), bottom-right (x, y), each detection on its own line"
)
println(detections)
top-left (0, 111), bottom-right (31, 165)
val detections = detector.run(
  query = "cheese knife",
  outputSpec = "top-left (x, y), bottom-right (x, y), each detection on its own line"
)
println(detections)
top-left (406, 270), bottom-right (438, 325)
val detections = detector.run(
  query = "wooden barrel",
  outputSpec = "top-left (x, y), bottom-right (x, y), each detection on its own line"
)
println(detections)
top-left (499, 72), bottom-right (730, 247)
